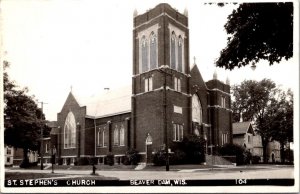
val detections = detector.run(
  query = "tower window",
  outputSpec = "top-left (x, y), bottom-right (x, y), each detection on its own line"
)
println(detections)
top-left (150, 32), bottom-right (157, 70)
top-left (169, 25), bottom-right (185, 73)
top-left (177, 36), bottom-right (183, 72)
top-left (170, 32), bottom-right (176, 70)
top-left (138, 25), bottom-right (159, 74)
top-left (141, 36), bottom-right (149, 73)
top-left (221, 96), bottom-right (226, 108)
top-left (144, 77), bottom-right (153, 92)
top-left (174, 77), bottom-right (181, 92)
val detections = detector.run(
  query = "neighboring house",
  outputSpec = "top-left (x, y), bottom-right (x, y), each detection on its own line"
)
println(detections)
top-left (4, 145), bottom-right (38, 166)
top-left (233, 121), bottom-right (281, 163)
top-left (232, 121), bottom-right (254, 152)
top-left (4, 145), bottom-right (14, 166)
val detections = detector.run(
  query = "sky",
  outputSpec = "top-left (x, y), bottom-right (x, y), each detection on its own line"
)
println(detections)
top-left (1, 0), bottom-right (299, 121)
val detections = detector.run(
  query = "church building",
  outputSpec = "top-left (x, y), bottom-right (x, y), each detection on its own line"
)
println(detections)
top-left (50, 3), bottom-right (232, 165)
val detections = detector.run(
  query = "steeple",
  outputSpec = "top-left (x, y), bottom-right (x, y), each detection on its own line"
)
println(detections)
top-left (184, 7), bottom-right (188, 17)
top-left (226, 77), bottom-right (230, 85)
top-left (133, 8), bottom-right (138, 17)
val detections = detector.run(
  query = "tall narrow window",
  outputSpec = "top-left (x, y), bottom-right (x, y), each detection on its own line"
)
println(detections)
top-left (173, 124), bottom-right (184, 142)
top-left (145, 78), bottom-right (149, 92)
top-left (97, 129), bottom-right (100, 146)
top-left (141, 36), bottom-right (148, 73)
top-left (120, 124), bottom-right (125, 146)
top-left (114, 125), bottom-right (119, 146)
top-left (173, 124), bottom-right (177, 141)
top-left (64, 111), bottom-right (76, 148)
top-left (178, 36), bottom-right (183, 72)
top-left (150, 32), bottom-right (157, 70)
top-left (192, 95), bottom-right (203, 124)
top-left (174, 77), bottom-right (181, 92)
top-left (149, 77), bottom-right (153, 91)
top-left (221, 96), bottom-right (226, 108)
top-left (102, 127), bottom-right (107, 147)
top-left (145, 77), bottom-right (153, 92)
top-left (170, 32), bottom-right (176, 70)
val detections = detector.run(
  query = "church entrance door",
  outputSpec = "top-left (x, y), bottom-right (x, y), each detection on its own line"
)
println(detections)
top-left (145, 134), bottom-right (153, 163)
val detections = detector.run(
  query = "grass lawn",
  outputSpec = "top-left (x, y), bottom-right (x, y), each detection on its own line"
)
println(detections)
top-left (5, 172), bottom-right (119, 180)
top-left (5, 172), bottom-right (65, 180)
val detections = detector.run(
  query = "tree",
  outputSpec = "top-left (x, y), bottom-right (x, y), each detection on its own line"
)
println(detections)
top-left (231, 79), bottom-right (279, 163)
top-left (216, 3), bottom-right (293, 70)
top-left (4, 61), bottom-right (49, 167)
top-left (270, 89), bottom-right (293, 163)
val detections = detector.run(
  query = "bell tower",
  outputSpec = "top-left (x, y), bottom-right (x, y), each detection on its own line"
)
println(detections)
top-left (131, 4), bottom-right (191, 160)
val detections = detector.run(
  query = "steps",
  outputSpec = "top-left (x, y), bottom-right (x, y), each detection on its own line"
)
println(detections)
top-left (134, 163), bottom-right (146, 170)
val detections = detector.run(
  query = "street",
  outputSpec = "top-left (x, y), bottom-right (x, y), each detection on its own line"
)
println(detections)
top-left (5, 165), bottom-right (294, 180)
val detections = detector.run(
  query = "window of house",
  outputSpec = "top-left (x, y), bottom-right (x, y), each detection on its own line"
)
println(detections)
top-left (248, 135), bottom-right (250, 143)
top-left (64, 111), bottom-right (76, 148)
top-left (174, 77), bottom-right (181, 92)
top-left (173, 124), bottom-right (183, 142)
top-left (7, 157), bottom-right (10, 163)
top-left (7, 149), bottom-right (11, 155)
top-left (144, 77), bottom-right (153, 92)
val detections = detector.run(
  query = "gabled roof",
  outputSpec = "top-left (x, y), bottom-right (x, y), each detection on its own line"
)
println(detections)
top-left (232, 121), bottom-right (253, 135)
top-left (72, 85), bottom-right (132, 118)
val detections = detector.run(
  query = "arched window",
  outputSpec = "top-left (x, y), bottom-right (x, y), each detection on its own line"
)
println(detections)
top-left (97, 126), bottom-right (106, 147)
top-left (150, 32), bottom-right (157, 70)
top-left (170, 31), bottom-right (176, 70)
top-left (178, 36), bottom-right (183, 72)
top-left (141, 36), bottom-right (148, 73)
top-left (120, 124), bottom-right (125, 146)
top-left (64, 111), bottom-right (76, 148)
top-left (192, 94), bottom-right (203, 124)
top-left (97, 130), bottom-right (101, 147)
top-left (114, 125), bottom-right (119, 145)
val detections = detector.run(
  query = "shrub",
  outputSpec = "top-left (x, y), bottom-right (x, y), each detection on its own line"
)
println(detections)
top-left (58, 158), bottom-right (63, 165)
top-left (219, 143), bottom-right (249, 165)
top-left (170, 150), bottom-right (186, 165)
top-left (153, 150), bottom-right (167, 166)
top-left (89, 157), bottom-right (98, 165)
top-left (124, 149), bottom-right (140, 165)
top-left (77, 157), bottom-right (89, 165)
top-left (105, 153), bottom-right (114, 166)
top-left (252, 155), bottom-right (261, 164)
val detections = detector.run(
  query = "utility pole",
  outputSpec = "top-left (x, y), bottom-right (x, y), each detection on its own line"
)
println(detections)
top-left (159, 67), bottom-right (172, 171)
top-left (39, 101), bottom-right (47, 170)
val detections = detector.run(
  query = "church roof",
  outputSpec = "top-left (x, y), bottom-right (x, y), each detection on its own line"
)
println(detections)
top-left (232, 121), bottom-right (252, 135)
top-left (73, 85), bottom-right (132, 118)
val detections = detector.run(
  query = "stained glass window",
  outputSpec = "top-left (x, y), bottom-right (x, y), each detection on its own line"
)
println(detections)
top-left (64, 111), bottom-right (76, 148)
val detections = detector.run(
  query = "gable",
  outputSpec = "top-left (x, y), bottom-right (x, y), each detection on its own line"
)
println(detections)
top-left (190, 64), bottom-right (208, 92)
top-left (232, 121), bottom-right (252, 135)
top-left (60, 92), bottom-right (82, 113)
